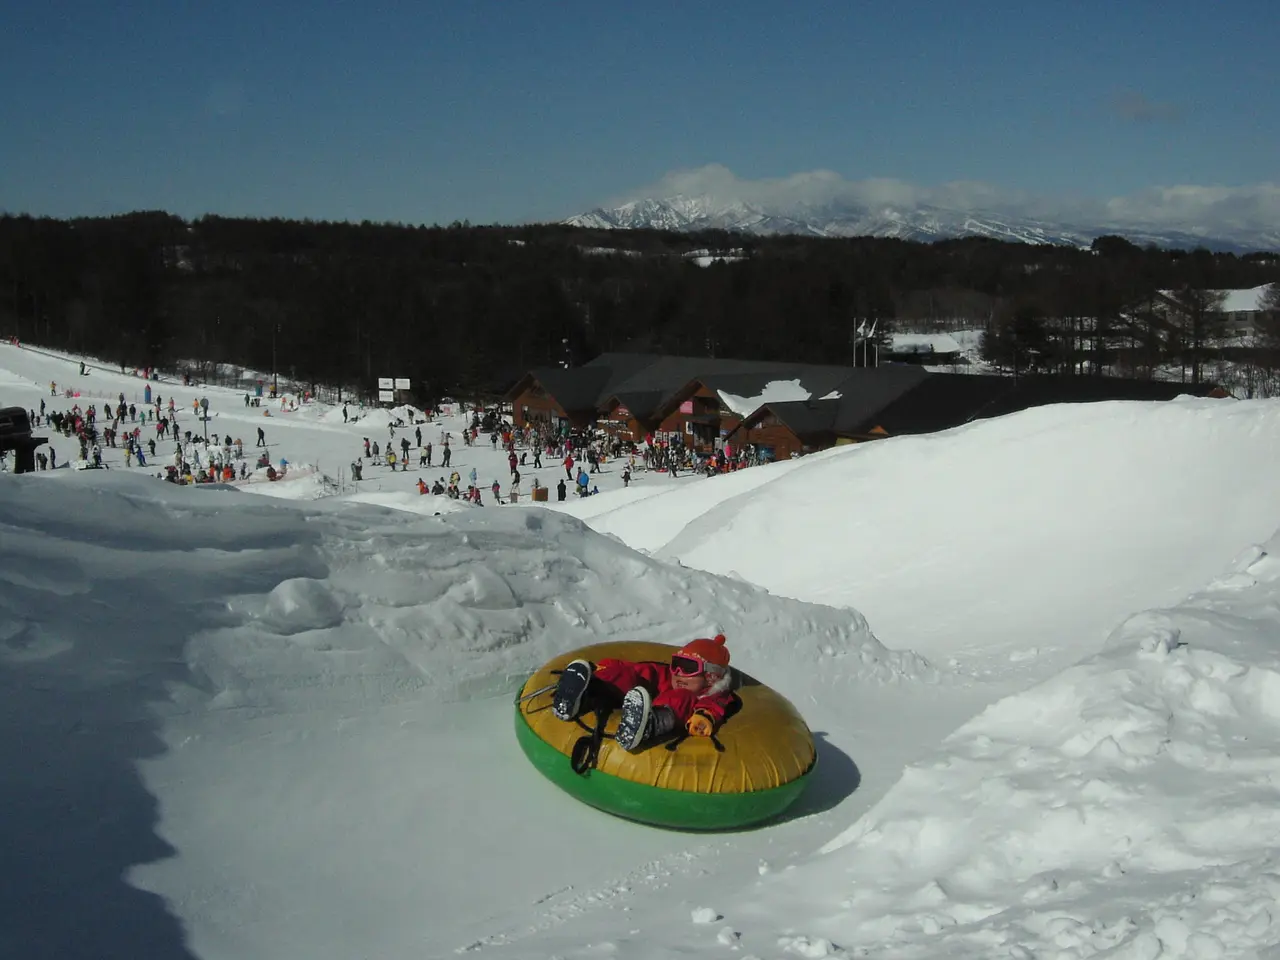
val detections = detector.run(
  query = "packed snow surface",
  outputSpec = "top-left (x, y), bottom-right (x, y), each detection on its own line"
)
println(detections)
top-left (3, 340), bottom-right (1280, 959)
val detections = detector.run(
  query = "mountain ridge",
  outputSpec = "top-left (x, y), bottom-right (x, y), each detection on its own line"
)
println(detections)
top-left (564, 194), bottom-right (1280, 253)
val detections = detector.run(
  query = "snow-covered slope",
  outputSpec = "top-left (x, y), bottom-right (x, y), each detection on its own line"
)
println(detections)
top-left (549, 537), bottom-right (1280, 959)
top-left (5, 339), bottom-right (1280, 959)
top-left (0, 468), bottom-right (929, 959)
top-left (574, 396), bottom-right (1280, 672)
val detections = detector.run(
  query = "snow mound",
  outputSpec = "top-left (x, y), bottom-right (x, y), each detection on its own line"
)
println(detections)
top-left (0, 472), bottom-right (931, 719)
top-left (589, 397), bottom-right (1280, 666)
top-left (733, 535), bottom-right (1280, 958)
top-left (356, 404), bottom-right (427, 429)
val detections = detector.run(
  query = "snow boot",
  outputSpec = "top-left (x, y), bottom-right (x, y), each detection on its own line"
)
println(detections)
top-left (614, 686), bottom-right (677, 752)
top-left (552, 659), bottom-right (593, 721)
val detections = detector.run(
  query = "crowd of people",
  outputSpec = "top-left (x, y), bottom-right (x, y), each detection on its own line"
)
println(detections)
top-left (342, 402), bottom-right (781, 506)
top-left (13, 384), bottom-right (280, 486)
top-left (10, 359), bottom-right (779, 497)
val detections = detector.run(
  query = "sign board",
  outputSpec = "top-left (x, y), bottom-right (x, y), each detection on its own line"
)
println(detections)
top-left (394, 378), bottom-right (411, 390)
top-left (377, 377), bottom-right (394, 389)
top-left (378, 390), bottom-right (395, 403)
top-left (679, 400), bottom-right (694, 414)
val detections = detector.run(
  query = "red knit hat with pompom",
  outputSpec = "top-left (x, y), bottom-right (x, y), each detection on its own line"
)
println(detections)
top-left (676, 633), bottom-right (730, 670)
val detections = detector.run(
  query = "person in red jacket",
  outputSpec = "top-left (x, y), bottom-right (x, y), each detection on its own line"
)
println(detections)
top-left (551, 634), bottom-right (735, 752)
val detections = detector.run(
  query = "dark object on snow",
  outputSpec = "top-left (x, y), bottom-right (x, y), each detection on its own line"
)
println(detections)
top-left (0, 406), bottom-right (46, 473)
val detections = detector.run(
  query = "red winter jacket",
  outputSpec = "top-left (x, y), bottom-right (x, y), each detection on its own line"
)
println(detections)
top-left (594, 658), bottom-right (735, 725)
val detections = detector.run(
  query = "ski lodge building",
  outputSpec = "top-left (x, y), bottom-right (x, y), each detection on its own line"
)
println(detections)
top-left (504, 353), bottom-right (1226, 461)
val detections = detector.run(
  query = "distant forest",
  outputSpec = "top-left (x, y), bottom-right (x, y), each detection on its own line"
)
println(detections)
top-left (1, 211), bottom-right (1278, 400)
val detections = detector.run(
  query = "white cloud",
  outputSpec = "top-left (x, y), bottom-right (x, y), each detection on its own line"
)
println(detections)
top-left (1102, 184), bottom-right (1280, 229)
top-left (608, 164), bottom-right (1280, 234)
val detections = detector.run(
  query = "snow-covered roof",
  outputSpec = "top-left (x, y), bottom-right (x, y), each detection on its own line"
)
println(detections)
top-left (890, 332), bottom-right (963, 354)
top-left (717, 378), bottom-right (816, 416)
top-left (1158, 285), bottom-right (1274, 313)
top-left (1219, 285), bottom-right (1274, 312)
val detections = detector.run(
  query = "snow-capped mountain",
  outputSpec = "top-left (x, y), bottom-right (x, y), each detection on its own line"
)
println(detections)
top-left (564, 194), bottom-right (1280, 252)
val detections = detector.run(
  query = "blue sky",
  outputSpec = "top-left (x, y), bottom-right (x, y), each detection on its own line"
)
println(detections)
top-left (1, 0), bottom-right (1276, 226)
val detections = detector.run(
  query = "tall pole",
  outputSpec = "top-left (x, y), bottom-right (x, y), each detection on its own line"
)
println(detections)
top-left (272, 324), bottom-right (278, 397)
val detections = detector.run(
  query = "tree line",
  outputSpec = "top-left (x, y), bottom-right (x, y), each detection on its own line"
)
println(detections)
top-left (1, 211), bottom-right (1277, 401)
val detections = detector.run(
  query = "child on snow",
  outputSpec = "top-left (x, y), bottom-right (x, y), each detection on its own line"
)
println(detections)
top-left (551, 634), bottom-right (735, 752)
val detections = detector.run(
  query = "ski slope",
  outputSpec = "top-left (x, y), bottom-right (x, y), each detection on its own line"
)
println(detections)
top-left (3, 341), bottom-right (1280, 959)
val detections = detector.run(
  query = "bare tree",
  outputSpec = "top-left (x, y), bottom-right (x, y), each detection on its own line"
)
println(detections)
top-left (1262, 281), bottom-right (1280, 317)
top-left (1165, 286), bottom-right (1227, 384)
top-left (1247, 282), bottom-right (1280, 396)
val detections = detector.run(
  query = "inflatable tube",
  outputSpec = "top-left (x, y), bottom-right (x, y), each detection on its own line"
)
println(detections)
top-left (515, 641), bottom-right (816, 830)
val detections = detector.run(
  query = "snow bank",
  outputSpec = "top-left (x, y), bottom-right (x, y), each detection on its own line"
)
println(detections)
top-left (356, 403), bottom-right (428, 429)
top-left (235, 463), bottom-right (332, 499)
top-left (0, 472), bottom-right (930, 718)
top-left (732, 536), bottom-right (1280, 958)
top-left (0, 469), bottom-right (932, 955)
top-left (557, 446), bottom-right (829, 552)
top-left (593, 397), bottom-right (1280, 666)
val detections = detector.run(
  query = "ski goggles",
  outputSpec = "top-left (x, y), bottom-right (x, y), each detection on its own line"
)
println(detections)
top-left (671, 654), bottom-right (717, 677)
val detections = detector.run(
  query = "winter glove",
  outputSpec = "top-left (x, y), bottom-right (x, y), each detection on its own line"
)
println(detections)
top-left (686, 710), bottom-right (715, 738)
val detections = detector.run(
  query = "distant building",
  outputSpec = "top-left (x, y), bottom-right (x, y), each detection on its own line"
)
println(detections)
top-left (1154, 285), bottom-right (1276, 339)
top-left (885, 332), bottom-right (964, 365)
top-left (504, 353), bottom-right (1226, 462)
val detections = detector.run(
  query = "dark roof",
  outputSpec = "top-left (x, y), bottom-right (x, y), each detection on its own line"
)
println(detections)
top-left (601, 388), bottom-right (666, 416)
top-left (513, 351), bottom-right (1224, 435)
top-left (514, 354), bottom-right (667, 412)
top-left (977, 375), bottom-right (1221, 415)
top-left (511, 352), bottom-right (890, 421)
top-left (740, 366), bottom-right (929, 439)
top-left (828, 366), bottom-right (932, 432)
top-left (852, 373), bottom-right (1224, 437)
top-left (522, 365), bottom-right (613, 413)
top-left (752, 400), bottom-right (839, 437)
top-left (846, 373), bottom-right (1015, 435)
top-left (695, 366), bottom-right (855, 396)
top-left (609, 356), bottom-right (794, 396)
top-left (581, 352), bottom-right (666, 387)
top-left (608, 355), bottom-right (892, 418)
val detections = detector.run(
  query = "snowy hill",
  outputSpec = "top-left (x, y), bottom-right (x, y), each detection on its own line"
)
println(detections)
top-left (575, 396), bottom-right (1280, 670)
top-left (3, 339), bottom-right (1280, 958)
top-left (565, 193), bottom-right (1280, 253)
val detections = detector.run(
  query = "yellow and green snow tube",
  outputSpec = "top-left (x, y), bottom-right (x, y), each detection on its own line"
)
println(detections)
top-left (515, 640), bottom-right (816, 830)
